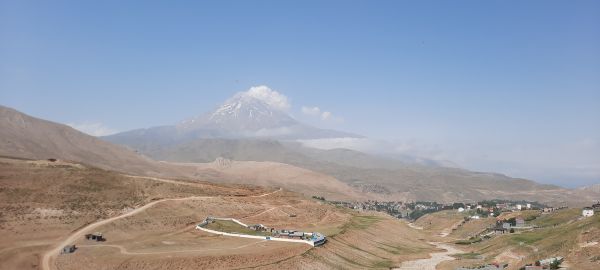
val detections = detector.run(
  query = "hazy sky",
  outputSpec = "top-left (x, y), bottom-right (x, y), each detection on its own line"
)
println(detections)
top-left (1, 1), bottom-right (599, 187)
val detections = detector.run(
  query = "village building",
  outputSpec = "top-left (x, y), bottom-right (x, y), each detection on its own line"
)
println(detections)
top-left (456, 263), bottom-right (506, 270)
top-left (248, 224), bottom-right (267, 231)
top-left (515, 218), bottom-right (525, 227)
top-left (542, 207), bottom-right (555, 213)
top-left (85, 232), bottom-right (104, 241)
top-left (62, 245), bottom-right (76, 254)
top-left (493, 227), bottom-right (507, 234)
top-left (582, 207), bottom-right (594, 217)
top-left (496, 203), bottom-right (509, 209)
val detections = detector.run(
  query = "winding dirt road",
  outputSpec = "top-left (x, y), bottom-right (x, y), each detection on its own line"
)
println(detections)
top-left (40, 186), bottom-right (281, 270)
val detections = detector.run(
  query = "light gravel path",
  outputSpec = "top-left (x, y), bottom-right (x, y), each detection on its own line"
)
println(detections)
top-left (395, 242), bottom-right (462, 270)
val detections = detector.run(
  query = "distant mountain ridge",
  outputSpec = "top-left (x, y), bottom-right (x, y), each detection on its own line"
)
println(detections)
top-left (1, 104), bottom-right (594, 204)
top-left (124, 137), bottom-right (597, 204)
top-left (105, 91), bottom-right (360, 148)
top-left (0, 105), bottom-right (366, 201)
top-left (96, 89), bottom-right (600, 204)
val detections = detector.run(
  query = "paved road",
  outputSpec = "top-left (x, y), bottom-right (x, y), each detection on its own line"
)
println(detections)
top-left (40, 182), bottom-right (281, 270)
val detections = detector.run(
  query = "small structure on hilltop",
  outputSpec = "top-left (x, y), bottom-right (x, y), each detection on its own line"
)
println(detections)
top-left (311, 232), bottom-right (327, 246)
top-left (62, 245), bottom-right (76, 254)
top-left (248, 224), bottom-right (267, 231)
top-left (492, 224), bottom-right (507, 235)
top-left (85, 232), bottom-right (105, 241)
top-left (515, 218), bottom-right (525, 227)
top-left (582, 207), bottom-right (594, 217)
top-left (196, 216), bottom-right (326, 247)
top-left (456, 263), bottom-right (507, 270)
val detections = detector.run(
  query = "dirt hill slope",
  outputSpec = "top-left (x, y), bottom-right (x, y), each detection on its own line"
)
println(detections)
top-left (0, 157), bottom-right (434, 270)
top-left (0, 106), bottom-right (366, 201)
top-left (0, 105), bottom-right (172, 176)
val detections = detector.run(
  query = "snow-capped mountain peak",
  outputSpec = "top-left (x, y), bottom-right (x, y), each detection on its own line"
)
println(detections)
top-left (179, 91), bottom-right (297, 132)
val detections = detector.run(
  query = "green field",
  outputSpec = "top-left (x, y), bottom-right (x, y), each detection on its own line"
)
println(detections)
top-left (468, 209), bottom-right (600, 268)
top-left (204, 220), bottom-right (271, 236)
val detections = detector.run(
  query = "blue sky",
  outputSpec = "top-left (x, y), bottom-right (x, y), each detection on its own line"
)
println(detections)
top-left (1, 0), bottom-right (599, 187)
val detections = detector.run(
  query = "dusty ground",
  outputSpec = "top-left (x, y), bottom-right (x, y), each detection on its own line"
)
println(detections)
top-left (4, 157), bottom-right (595, 270)
top-left (1, 157), bottom-right (438, 270)
top-left (395, 242), bottom-right (462, 270)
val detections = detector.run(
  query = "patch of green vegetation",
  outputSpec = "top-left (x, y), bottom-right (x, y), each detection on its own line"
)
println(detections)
top-left (204, 220), bottom-right (270, 236)
top-left (349, 215), bottom-right (383, 230)
top-left (533, 209), bottom-right (579, 228)
top-left (331, 214), bottom-right (383, 237)
top-left (510, 231), bottom-right (545, 244)
top-left (372, 259), bottom-right (394, 268)
top-left (456, 237), bottom-right (482, 245)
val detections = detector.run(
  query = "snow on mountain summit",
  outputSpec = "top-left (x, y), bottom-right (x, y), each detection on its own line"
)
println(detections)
top-left (179, 86), bottom-right (297, 132)
top-left (104, 86), bottom-right (360, 141)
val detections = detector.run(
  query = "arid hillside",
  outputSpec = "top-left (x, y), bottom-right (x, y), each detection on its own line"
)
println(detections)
top-left (116, 137), bottom-right (597, 204)
top-left (174, 158), bottom-right (369, 201)
top-left (0, 105), bottom-right (175, 176)
top-left (0, 106), bottom-right (367, 201)
top-left (424, 208), bottom-right (600, 270)
top-left (0, 157), bottom-right (436, 270)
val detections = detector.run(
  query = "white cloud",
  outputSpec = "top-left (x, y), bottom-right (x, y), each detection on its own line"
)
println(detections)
top-left (243, 85), bottom-right (290, 111)
top-left (301, 106), bottom-right (321, 116)
top-left (298, 137), bottom-right (381, 152)
top-left (243, 126), bottom-right (294, 137)
top-left (321, 111), bottom-right (332, 120)
top-left (68, 122), bottom-right (118, 136)
top-left (301, 106), bottom-right (343, 122)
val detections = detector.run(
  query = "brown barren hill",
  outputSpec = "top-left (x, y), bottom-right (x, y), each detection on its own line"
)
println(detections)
top-left (0, 156), bottom-right (265, 270)
top-left (0, 106), bottom-right (366, 200)
top-left (175, 158), bottom-right (369, 201)
top-left (0, 105), bottom-right (170, 176)
top-left (0, 157), bottom-right (435, 270)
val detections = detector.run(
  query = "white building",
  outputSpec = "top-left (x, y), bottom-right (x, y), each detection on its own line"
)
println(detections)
top-left (458, 207), bottom-right (465, 212)
top-left (582, 207), bottom-right (594, 217)
top-left (526, 203), bottom-right (531, 209)
top-left (516, 204), bottom-right (522, 210)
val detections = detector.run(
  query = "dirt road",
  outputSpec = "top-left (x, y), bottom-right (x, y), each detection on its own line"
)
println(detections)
top-left (40, 184), bottom-right (281, 270)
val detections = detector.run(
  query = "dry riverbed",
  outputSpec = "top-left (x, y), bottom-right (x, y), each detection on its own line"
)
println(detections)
top-left (395, 242), bottom-right (462, 270)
